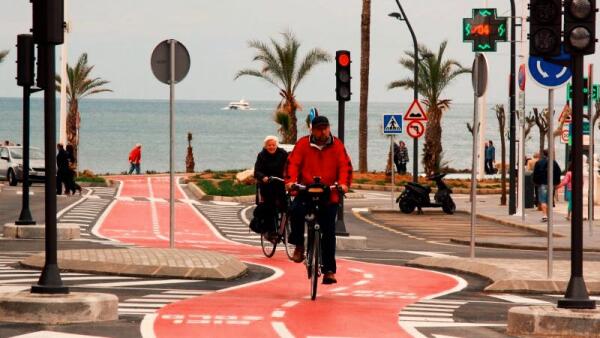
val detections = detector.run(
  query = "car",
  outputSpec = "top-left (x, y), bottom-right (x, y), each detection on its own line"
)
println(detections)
top-left (0, 146), bottom-right (45, 186)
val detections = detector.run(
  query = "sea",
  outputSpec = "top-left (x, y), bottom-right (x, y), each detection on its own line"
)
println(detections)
top-left (0, 97), bottom-right (576, 174)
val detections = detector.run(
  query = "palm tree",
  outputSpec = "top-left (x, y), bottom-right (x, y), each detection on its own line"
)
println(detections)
top-left (359, 0), bottom-right (371, 173)
top-left (0, 50), bottom-right (8, 63)
top-left (235, 31), bottom-right (331, 143)
top-left (55, 53), bottom-right (112, 168)
top-left (388, 41), bottom-right (470, 175)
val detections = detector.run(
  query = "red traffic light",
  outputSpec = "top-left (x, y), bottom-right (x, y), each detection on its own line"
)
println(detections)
top-left (338, 53), bottom-right (350, 67)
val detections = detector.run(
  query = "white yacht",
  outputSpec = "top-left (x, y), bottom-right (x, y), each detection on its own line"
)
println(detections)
top-left (227, 99), bottom-right (251, 110)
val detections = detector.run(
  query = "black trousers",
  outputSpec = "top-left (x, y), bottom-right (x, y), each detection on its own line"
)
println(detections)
top-left (485, 159), bottom-right (494, 174)
top-left (289, 196), bottom-right (338, 273)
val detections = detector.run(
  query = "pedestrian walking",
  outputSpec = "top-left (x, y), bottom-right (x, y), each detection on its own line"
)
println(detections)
top-left (128, 143), bottom-right (142, 175)
top-left (65, 144), bottom-right (82, 195)
top-left (485, 140), bottom-right (496, 174)
top-left (56, 143), bottom-right (69, 195)
top-left (533, 149), bottom-right (561, 222)
top-left (557, 162), bottom-right (573, 220)
top-left (394, 141), bottom-right (409, 175)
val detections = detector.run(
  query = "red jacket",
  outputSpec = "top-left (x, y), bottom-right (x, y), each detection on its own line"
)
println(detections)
top-left (129, 147), bottom-right (141, 164)
top-left (285, 135), bottom-right (353, 204)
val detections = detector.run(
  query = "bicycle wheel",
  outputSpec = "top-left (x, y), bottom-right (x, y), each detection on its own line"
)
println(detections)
top-left (260, 232), bottom-right (277, 258)
top-left (282, 213), bottom-right (296, 260)
top-left (310, 230), bottom-right (320, 301)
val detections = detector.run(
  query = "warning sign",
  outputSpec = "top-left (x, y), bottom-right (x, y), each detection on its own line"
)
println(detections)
top-left (383, 114), bottom-right (403, 135)
top-left (404, 100), bottom-right (428, 121)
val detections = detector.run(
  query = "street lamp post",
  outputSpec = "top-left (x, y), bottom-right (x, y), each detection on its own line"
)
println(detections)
top-left (390, 0), bottom-right (419, 183)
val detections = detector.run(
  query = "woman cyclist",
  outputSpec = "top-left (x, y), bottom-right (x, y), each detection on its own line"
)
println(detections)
top-left (253, 135), bottom-right (288, 238)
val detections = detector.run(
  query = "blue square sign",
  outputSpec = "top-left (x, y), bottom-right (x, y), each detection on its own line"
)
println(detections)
top-left (383, 114), bottom-right (403, 135)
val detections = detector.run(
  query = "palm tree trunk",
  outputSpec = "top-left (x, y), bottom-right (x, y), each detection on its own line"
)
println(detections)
top-left (66, 100), bottom-right (79, 165)
top-left (289, 107), bottom-right (298, 144)
top-left (358, 0), bottom-right (371, 173)
top-left (423, 108), bottom-right (443, 175)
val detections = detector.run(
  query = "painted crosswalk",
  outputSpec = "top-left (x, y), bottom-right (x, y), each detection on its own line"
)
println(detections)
top-left (193, 201), bottom-right (259, 244)
top-left (118, 290), bottom-right (213, 316)
top-left (399, 299), bottom-right (467, 324)
top-left (0, 253), bottom-right (209, 304)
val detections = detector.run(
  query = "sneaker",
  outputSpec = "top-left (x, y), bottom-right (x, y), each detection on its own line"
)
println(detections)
top-left (322, 272), bottom-right (337, 284)
top-left (291, 246), bottom-right (305, 263)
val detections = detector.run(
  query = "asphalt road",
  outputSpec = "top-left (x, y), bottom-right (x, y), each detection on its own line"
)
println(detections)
top-left (0, 183), bottom-right (595, 338)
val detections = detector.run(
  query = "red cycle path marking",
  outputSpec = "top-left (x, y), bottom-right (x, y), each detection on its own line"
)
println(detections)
top-left (96, 176), bottom-right (462, 338)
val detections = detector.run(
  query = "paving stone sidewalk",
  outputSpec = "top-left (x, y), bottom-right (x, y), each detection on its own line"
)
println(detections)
top-left (453, 194), bottom-right (600, 251)
top-left (20, 248), bottom-right (248, 280)
top-left (407, 194), bottom-right (600, 294)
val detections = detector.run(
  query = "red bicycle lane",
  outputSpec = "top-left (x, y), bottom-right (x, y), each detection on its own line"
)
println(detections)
top-left (96, 176), bottom-right (464, 337)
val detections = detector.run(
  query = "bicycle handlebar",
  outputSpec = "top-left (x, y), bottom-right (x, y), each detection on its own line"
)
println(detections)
top-left (290, 182), bottom-right (345, 196)
top-left (267, 176), bottom-right (285, 183)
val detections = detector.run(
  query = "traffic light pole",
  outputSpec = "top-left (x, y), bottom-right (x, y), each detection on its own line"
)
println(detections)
top-left (557, 54), bottom-right (595, 309)
top-left (509, 0), bottom-right (517, 215)
top-left (15, 85), bottom-right (36, 226)
top-left (336, 100), bottom-right (349, 236)
top-left (31, 44), bottom-right (68, 295)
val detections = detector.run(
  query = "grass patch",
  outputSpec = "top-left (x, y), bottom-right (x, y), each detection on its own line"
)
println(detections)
top-left (196, 179), bottom-right (255, 197)
top-left (353, 178), bottom-right (370, 184)
top-left (75, 176), bottom-right (106, 183)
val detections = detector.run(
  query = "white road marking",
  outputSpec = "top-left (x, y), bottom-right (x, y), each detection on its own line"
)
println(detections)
top-left (272, 321), bottom-right (295, 338)
top-left (271, 310), bottom-right (285, 318)
top-left (281, 300), bottom-right (299, 308)
top-left (353, 280), bottom-right (369, 286)
top-left (399, 316), bottom-right (454, 322)
top-left (399, 311), bottom-right (453, 317)
top-left (9, 331), bottom-right (109, 338)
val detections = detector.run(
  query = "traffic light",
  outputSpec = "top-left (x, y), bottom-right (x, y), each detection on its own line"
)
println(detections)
top-left (335, 50), bottom-right (351, 101)
top-left (31, 0), bottom-right (64, 45)
top-left (17, 34), bottom-right (35, 87)
top-left (529, 0), bottom-right (562, 57)
top-left (564, 0), bottom-right (597, 54)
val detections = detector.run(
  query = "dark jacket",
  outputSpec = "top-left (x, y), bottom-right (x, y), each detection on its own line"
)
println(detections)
top-left (254, 147), bottom-right (288, 181)
top-left (56, 149), bottom-right (70, 173)
top-left (254, 147), bottom-right (288, 206)
top-left (533, 157), bottom-right (561, 186)
top-left (394, 144), bottom-right (409, 164)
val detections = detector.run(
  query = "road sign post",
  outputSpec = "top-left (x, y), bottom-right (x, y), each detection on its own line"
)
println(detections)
top-left (470, 53), bottom-right (488, 259)
top-left (384, 114), bottom-right (403, 208)
top-left (151, 39), bottom-right (190, 249)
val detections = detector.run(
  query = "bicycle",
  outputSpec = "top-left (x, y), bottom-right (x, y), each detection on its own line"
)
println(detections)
top-left (259, 177), bottom-right (295, 259)
top-left (292, 177), bottom-right (343, 300)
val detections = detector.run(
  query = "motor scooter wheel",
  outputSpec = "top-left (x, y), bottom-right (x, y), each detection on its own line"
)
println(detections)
top-left (399, 197), bottom-right (416, 214)
top-left (442, 198), bottom-right (456, 214)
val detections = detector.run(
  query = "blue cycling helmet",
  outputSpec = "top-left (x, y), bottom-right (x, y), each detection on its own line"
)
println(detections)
top-left (308, 107), bottom-right (319, 124)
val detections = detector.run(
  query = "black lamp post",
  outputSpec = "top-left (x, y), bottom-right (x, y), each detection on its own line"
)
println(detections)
top-left (390, 0), bottom-right (419, 183)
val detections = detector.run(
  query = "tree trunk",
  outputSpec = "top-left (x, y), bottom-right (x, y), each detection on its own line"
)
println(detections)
top-left (423, 107), bottom-right (443, 175)
top-left (289, 106), bottom-right (298, 144)
top-left (539, 132), bottom-right (545, 155)
top-left (358, 0), bottom-right (371, 173)
top-left (66, 100), bottom-right (79, 169)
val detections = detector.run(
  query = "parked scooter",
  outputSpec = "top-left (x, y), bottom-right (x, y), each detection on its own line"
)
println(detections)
top-left (397, 173), bottom-right (456, 214)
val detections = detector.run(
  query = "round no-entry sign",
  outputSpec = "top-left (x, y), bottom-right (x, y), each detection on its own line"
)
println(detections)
top-left (406, 120), bottom-right (425, 139)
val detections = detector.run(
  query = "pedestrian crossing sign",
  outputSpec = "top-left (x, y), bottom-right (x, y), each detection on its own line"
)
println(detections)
top-left (383, 114), bottom-right (403, 135)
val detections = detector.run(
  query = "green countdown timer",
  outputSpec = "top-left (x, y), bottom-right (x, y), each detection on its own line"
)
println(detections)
top-left (463, 8), bottom-right (508, 52)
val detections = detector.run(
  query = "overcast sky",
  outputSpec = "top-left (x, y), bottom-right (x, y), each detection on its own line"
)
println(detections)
top-left (0, 0), bottom-right (591, 104)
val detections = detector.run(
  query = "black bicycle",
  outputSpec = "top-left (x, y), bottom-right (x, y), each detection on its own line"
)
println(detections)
top-left (293, 178), bottom-right (343, 300)
top-left (259, 177), bottom-right (295, 259)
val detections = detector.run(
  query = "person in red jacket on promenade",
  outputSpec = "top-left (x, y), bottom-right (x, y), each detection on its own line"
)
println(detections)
top-left (128, 143), bottom-right (142, 175)
top-left (284, 115), bottom-right (352, 284)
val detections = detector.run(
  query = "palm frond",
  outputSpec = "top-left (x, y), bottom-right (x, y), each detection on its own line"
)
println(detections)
top-left (293, 48), bottom-right (331, 91)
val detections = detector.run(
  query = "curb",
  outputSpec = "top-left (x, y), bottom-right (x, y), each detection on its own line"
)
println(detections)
top-left (352, 183), bottom-right (502, 194)
top-left (407, 257), bottom-right (600, 294)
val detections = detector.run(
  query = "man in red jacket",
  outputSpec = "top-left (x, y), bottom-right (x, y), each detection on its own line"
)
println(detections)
top-left (285, 115), bottom-right (352, 284)
top-left (128, 143), bottom-right (142, 175)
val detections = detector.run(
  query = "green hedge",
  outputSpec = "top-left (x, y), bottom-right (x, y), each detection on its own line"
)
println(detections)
top-left (75, 176), bottom-right (106, 183)
top-left (196, 179), bottom-right (255, 197)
